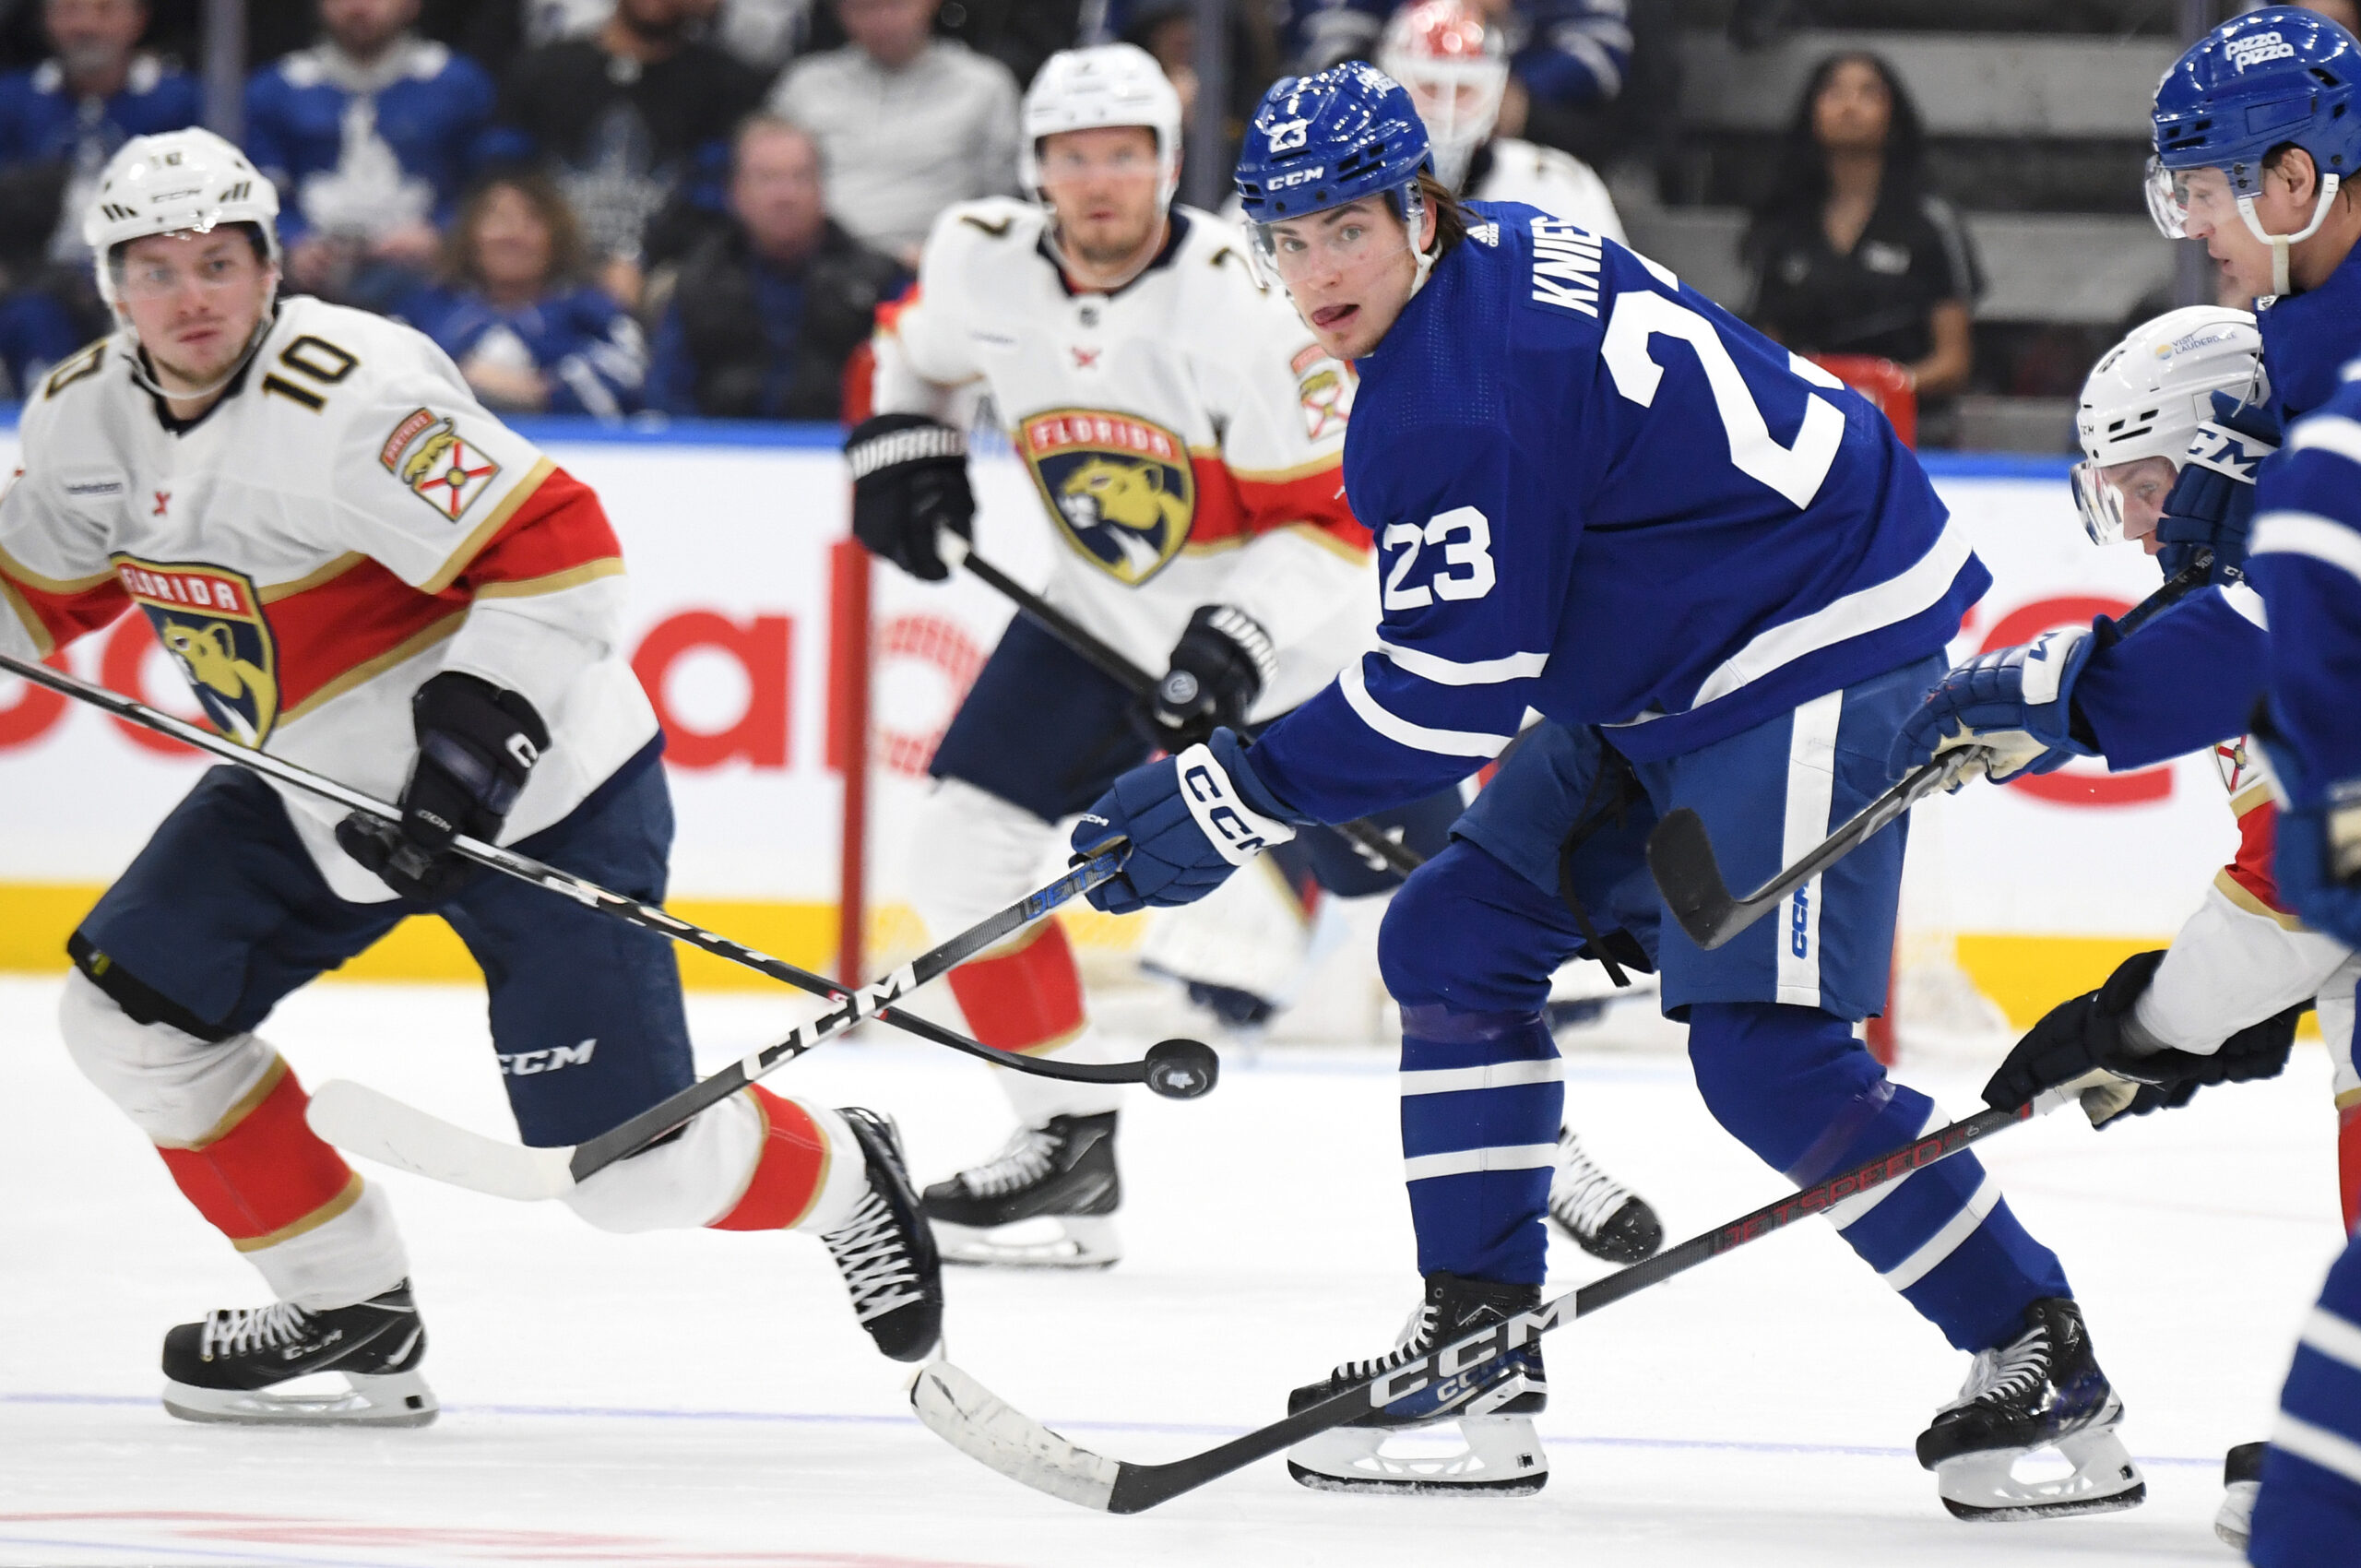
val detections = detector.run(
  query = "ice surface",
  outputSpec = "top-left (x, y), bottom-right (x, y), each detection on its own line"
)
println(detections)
top-left (2, 975), bottom-right (2345, 1567)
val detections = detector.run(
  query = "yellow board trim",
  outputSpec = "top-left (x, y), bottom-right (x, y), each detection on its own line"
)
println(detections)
top-left (0, 882), bottom-right (841, 989)
top-left (1953, 932), bottom-right (2320, 1039)
top-left (232, 1170), bottom-right (366, 1253)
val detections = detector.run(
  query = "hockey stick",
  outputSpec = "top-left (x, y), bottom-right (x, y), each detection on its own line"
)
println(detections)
top-left (940, 536), bottom-right (1426, 877)
top-left (310, 848), bottom-right (1179, 1200)
top-left (0, 647), bottom-right (1218, 1106)
top-left (1645, 556), bottom-right (2216, 951)
top-left (912, 1097), bottom-right (2052, 1512)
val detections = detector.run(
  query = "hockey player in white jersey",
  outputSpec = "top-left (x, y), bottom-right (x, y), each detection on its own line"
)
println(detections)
top-left (849, 44), bottom-right (1660, 1271)
top-left (0, 129), bottom-right (942, 1426)
top-left (1377, 0), bottom-right (1624, 244)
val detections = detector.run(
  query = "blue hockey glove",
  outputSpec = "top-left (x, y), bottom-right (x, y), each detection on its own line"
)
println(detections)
top-left (2155, 392), bottom-right (2278, 584)
top-left (1886, 625), bottom-right (2104, 784)
top-left (1071, 729), bottom-right (1303, 915)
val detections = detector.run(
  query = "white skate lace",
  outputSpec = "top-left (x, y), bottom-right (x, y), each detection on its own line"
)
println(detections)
top-left (1949, 1325), bottom-right (2052, 1413)
top-left (956, 1125), bottom-right (1061, 1198)
top-left (1333, 1301), bottom-right (1441, 1382)
top-left (198, 1301), bottom-right (315, 1361)
top-left (1549, 1130), bottom-right (1633, 1237)
top-left (822, 1190), bottom-right (924, 1324)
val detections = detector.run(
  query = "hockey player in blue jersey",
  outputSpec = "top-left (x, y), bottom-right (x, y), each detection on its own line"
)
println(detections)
top-left (1890, 9), bottom-right (2361, 792)
top-left (1063, 63), bottom-right (2140, 1515)
top-left (2240, 353), bottom-right (2361, 1568)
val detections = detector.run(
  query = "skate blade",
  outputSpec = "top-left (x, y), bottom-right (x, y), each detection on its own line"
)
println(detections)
top-left (162, 1369), bottom-right (439, 1428)
top-left (1287, 1415), bottom-right (1548, 1497)
top-left (932, 1216), bottom-right (1120, 1270)
top-left (1934, 1429), bottom-right (2144, 1521)
top-left (2213, 1479), bottom-right (2259, 1550)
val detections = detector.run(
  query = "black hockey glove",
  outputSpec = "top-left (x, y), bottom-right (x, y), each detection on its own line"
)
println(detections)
top-left (1141, 604), bottom-right (1277, 751)
top-left (1983, 948), bottom-right (2303, 1129)
top-left (845, 413), bottom-right (973, 582)
top-left (336, 671), bottom-right (550, 905)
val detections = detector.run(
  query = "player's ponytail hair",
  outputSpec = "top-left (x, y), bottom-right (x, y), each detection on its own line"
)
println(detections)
top-left (1413, 171), bottom-right (1474, 262)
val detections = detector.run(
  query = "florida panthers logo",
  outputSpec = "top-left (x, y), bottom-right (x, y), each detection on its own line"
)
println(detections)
top-left (114, 558), bottom-right (279, 746)
top-left (1018, 410), bottom-right (1196, 585)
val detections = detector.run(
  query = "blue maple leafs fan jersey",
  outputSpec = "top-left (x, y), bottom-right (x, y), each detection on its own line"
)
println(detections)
top-left (1247, 203), bottom-right (1988, 825)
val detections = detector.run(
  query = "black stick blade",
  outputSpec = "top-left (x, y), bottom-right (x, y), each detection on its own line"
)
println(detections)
top-left (1645, 808), bottom-right (1743, 950)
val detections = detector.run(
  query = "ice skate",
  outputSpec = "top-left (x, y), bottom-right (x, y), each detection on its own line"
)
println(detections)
top-left (1916, 1297), bottom-right (2144, 1520)
top-left (921, 1111), bottom-right (1121, 1268)
top-left (160, 1279), bottom-right (436, 1427)
top-left (1286, 1271), bottom-right (1549, 1496)
top-left (1548, 1125), bottom-right (1663, 1265)
top-left (821, 1108), bottom-right (943, 1362)
top-left (2214, 1440), bottom-right (2266, 1549)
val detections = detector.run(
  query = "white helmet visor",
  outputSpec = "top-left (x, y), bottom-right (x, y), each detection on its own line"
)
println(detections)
top-left (2070, 457), bottom-right (2128, 547)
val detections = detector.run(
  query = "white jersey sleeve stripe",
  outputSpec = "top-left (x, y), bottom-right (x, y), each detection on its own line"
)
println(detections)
top-left (1400, 1059), bottom-right (1566, 1096)
top-left (2272, 1412), bottom-right (2361, 1488)
top-left (1824, 1103), bottom-right (1942, 1231)
top-left (2253, 510), bottom-right (2361, 588)
top-left (1338, 659), bottom-right (1518, 759)
top-left (2288, 412), bottom-right (2361, 469)
top-left (1688, 521), bottom-right (1974, 711)
top-left (1376, 642), bottom-right (1550, 685)
top-left (2300, 1304), bottom-right (2361, 1375)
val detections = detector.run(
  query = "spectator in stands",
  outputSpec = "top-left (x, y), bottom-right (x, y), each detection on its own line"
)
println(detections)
top-left (769, 0), bottom-right (1019, 267)
top-left (397, 170), bottom-right (648, 418)
top-left (647, 114), bottom-right (902, 420)
top-left (489, 0), bottom-right (767, 306)
top-left (0, 0), bottom-right (197, 321)
top-left (1741, 52), bottom-right (1977, 406)
top-left (245, 0), bottom-right (497, 310)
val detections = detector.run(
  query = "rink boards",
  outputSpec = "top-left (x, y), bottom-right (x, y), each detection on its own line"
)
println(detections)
top-left (0, 421), bottom-right (2236, 1024)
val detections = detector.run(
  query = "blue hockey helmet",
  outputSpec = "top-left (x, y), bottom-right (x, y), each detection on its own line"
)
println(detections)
top-left (2147, 7), bottom-right (2361, 291)
top-left (1234, 63), bottom-right (1432, 224)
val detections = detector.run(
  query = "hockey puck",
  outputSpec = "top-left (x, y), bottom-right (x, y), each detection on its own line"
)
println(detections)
top-left (1143, 1038), bottom-right (1219, 1100)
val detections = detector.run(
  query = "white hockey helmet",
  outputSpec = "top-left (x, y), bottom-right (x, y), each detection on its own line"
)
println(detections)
top-left (1020, 43), bottom-right (1185, 211)
top-left (84, 127), bottom-right (280, 310)
top-left (1377, 0), bottom-right (1508, 193)
top-left (2070, 304), bottom-right (2266, 545)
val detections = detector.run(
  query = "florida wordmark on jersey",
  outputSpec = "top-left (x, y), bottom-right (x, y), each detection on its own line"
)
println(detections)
top-left (872, 198), bottom-right (1371, 715)
top-left (1248, 204), bottom-right (1984, 822)
top-left (0, 299), bottom-right (658, 901)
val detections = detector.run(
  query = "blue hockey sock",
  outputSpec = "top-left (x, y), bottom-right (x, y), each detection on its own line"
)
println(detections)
top-left (1398, 1004), bottom-right (1564, 1286)
top-left (2250, 1232), bottom-right (2361, 1566)
top-left (1688, 1001), bottom-right (2068, 1350)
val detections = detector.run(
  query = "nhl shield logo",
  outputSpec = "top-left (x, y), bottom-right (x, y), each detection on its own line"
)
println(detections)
top-left (116, 558), bottom-right (279, 747)
top-left (381, 407), bottom-right (502, 522)
top-left (1018, 410), bottom-right (1196, 585)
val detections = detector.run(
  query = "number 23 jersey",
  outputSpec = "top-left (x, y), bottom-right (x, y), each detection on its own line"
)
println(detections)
top-left (1252, 203), bottom-right (1990, 822)
top-left (0, 296), bottom-right (658, 901)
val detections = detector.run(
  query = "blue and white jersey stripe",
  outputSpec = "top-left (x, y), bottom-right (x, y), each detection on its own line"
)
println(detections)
top-left (1251, 205), bottom-right (1987, 825)
top-left (2248, 375), bottom-right (2361, 789)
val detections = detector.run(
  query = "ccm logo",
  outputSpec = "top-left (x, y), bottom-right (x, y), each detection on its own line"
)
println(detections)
top-left (499, 1039), bottom-right (597, 1075)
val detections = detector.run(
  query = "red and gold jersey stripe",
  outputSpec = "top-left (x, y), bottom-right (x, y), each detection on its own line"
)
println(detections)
top-left (1182, 450), bottom-right (1369, 560)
